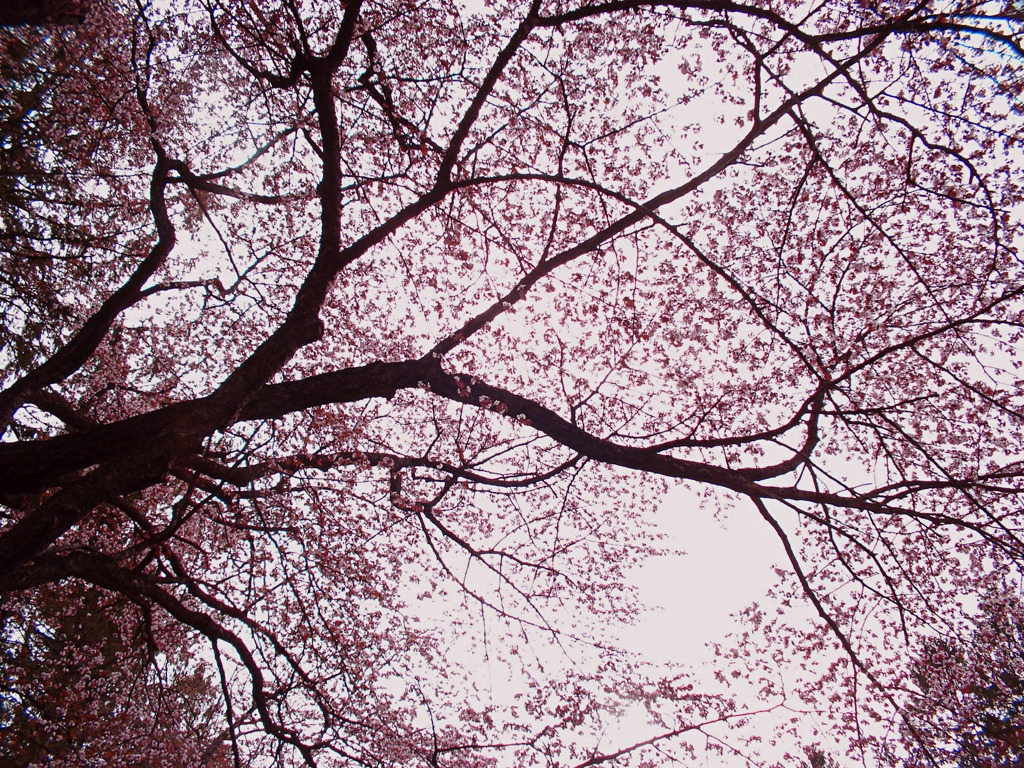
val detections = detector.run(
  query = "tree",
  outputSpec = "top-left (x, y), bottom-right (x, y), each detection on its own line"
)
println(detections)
top-left (1, 581), bottom-right (233, 767)
top-left (0, 0), bottom-right (1021, 765)
top-left (894, 585), bottom-right (1024, 768)
top-left (0, 1), bottom-right (88, 27)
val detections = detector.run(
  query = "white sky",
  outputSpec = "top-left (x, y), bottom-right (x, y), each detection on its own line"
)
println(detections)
top-left (624, 485), bottom-right (782, 667)
top-left (609, 485), bottom-right (798, 767)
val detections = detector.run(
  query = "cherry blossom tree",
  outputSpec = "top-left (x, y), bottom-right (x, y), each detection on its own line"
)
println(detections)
top-left (889, 583), bottom-right (1024, 768)
top-left (1, 581), bottom-right (232, 767)
top-left (0, 1), bottom-right (88, 27)
top-left (0, 0), bottom-right (1022, 765)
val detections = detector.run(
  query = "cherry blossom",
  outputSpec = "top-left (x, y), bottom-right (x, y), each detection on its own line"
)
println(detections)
top-left (0, 1), bottom-right (1022, 765)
